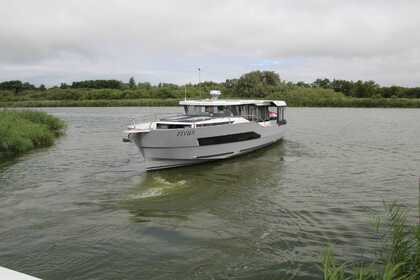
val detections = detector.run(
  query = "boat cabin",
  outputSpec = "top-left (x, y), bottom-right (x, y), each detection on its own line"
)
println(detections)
top-left (179, 99), bottom-right (287, 124)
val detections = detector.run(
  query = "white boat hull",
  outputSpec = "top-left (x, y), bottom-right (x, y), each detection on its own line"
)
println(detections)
top-left (130, 121), bottom-right (286, 171)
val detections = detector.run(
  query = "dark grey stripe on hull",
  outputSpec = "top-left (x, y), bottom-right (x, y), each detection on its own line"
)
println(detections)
top-left (146, 163), bottom-right (192, 171)
top-left (142, 146), bottom-right (195, 149)
top-left (196, 152), bottom-right (234, 159)
top-left (197, 131), bottom-right (260, 146)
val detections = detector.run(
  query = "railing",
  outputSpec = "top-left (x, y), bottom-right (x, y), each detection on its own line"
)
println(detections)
top-left (127, 113), bottom-right (263, 130)
top-left (127, 113), bottom-right (184, 130)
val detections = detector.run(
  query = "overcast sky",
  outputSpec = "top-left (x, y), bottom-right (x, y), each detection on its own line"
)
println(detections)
top-left (1, 0), bottom-right (419, 86)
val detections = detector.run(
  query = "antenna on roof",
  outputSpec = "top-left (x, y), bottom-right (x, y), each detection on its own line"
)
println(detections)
top-left (198, 68), bottom-right (201, 99)
top-left (210, 90), bottom-right (221, 100)
top-left (184, 84), bottom-right (187, 101)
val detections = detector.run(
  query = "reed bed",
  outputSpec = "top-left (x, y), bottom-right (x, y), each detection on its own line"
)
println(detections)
top-left (322, 202), bottom-right (420, 279)
top-left (0, 110), bottom-right (65, 159)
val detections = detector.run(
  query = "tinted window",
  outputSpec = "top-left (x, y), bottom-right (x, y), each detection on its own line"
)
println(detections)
top-left (198, 132), bottom-right (260, 146)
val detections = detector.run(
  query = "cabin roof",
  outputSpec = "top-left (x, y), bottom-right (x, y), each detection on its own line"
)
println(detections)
top-left (179, 99), bottom-right (286, 107)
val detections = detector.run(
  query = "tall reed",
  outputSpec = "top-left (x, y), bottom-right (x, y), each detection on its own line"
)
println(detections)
top-left (321, 201), bottom-right (420, 279)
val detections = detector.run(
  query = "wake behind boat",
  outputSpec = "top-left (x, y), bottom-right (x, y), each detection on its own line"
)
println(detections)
top-left (124, 90), bottom-right (287, 170)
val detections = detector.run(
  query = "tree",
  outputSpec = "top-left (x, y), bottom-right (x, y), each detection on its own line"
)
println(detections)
top-left (296, 81), bottom-right (311, 88)
top-left (39, 84), bottom-right (46, 91)
top-left (313, 78), bottom-right (331, 89)
top-left (330, 79), bottom-right (353, 96)
top-left (71, 80), bottom-right (123, 89)
top-left (233, 71), bottom-right (282, 97)
top-left (137, 82), bottom-right (151, 90)
top-left (351, 80), bottom-right (379, 98)
top-left (129, 77), bottom-right (136, 89)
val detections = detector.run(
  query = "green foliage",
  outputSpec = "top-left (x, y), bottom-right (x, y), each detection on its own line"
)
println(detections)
top-left (0, 80), bottom-right (37, 93)
top-left (71, 79), bottom-right (123, 89)
top-left (310, 79), bottom-right (420, 99)
top-left (129, 77), bottom-right (136, 89)
top-left (1, 71), bottom-right (420, 108)
top-left (15, 110), bottom-right (66, 133)
top-left (321, 202), bottom-right (420, 279)
top-left (0, 111), bottom-right (65, 159)
top-left (268, 87), bottom-right (346, 107)
top-left (231, 71), bottom-right (287, 98)
top-left (313, 78), bottom-right (332, 89)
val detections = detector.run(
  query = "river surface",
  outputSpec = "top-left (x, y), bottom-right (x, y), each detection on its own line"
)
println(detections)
top-left (0, 107), bottom-right (419, 280)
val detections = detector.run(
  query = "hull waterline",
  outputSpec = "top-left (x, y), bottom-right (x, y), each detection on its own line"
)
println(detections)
top-left (143, 137), bottom-right (283, 171)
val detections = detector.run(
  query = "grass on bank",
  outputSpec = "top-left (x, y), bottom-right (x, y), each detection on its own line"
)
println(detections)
top-left (322, 202), bottom-right (420, 279)
top-left (0, 110), bottom-right (65, 159)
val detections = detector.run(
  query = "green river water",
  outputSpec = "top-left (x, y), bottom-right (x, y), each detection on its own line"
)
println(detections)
top-left (0, 107), bottom-right (419, 279)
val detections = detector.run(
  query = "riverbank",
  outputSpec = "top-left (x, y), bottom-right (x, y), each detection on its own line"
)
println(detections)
top-left (0, 111), bottom-right (65, 159)
top-left (1, 97), bottom-right (419, 108)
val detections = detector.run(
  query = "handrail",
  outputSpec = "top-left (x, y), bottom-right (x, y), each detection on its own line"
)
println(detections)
top-left (128, 113), bottom-right (261, 130)
top-left (127, 113), bottom-right (184, 130)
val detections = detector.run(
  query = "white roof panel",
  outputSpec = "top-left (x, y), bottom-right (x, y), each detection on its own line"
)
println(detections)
top-left (179, 99), bottom-right (287, 107)
top-left (272, 100), bottom-right (287, 107)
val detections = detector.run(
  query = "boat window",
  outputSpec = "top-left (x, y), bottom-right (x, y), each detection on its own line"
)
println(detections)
top-left (184, 105), bottom-right (210, 115)
top-left (198, 131), bottom-right (261, 146)
top-left (257, 106), bottom-right (270, 122)
top-left (238, 105), bottom-right (256, 121)
top-left (269, 107), bottom-right (277, 120)
top-left (205, 106), bottom-right (215, 114)
top-left (231, 106), bottom-right (240, 116)
top-left (156, 123), bottom-right (192, 129)
top-left (277, 107), bottom-right (287, 125)
top-left (240, 105), bottom-right (248, 118)
top-left (196, 121), bottom-right (233, 127)
top-left (235, 105), bottom-right (245, 119)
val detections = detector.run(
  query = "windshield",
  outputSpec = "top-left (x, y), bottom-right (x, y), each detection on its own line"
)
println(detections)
top-left (184, 105), bottom-right (233, 117)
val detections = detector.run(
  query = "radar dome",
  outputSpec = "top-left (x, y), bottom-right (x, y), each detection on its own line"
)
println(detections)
top-left (209, 90), bottom-right (221, 99)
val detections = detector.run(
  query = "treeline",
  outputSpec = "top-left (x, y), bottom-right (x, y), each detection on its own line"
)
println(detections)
top-left (309, 78), bottom-right (420, 98)
top-left (1, 71), bottom-right (420, 105)
top-left (0, 80), bottom-right (46, 93)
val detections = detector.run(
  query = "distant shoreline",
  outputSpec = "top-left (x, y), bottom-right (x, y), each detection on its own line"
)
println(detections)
top-left (1, 98), bottom-right (420, 108)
